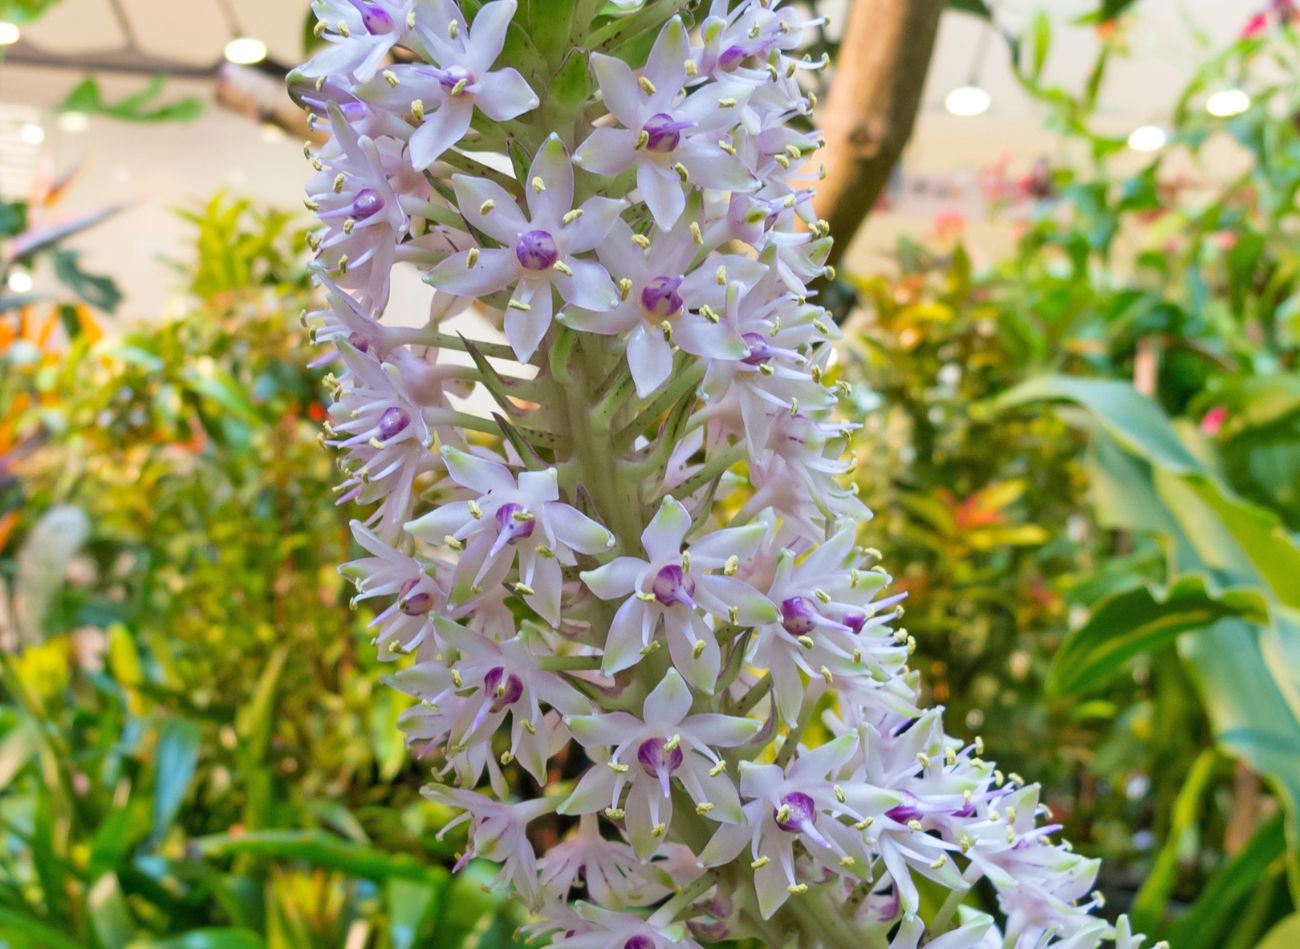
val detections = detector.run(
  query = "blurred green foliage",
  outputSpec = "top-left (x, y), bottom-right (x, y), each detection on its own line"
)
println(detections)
top-left (0, 195), bottom-right (524, 947)
top-left (839, 4), bottom-right (1300, 943)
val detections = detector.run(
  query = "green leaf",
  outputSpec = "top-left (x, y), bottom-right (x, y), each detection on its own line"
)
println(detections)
top-left (1167, 810), bottom-right (1288, 949)
top-left (1048, 576), bottom-right (1266, 694)
top-left (1258, 914), bottom-right (1300, 949)
top-left (1181, 620), bottom-right (1300, 867)
top-left (87, 874), bottom-right (136, 949)
top-left (58, 75), bottom-right (203, 124)
top-left (192, 830), bottom-right (448, 884)
top-left (235, 645), bottom-right (288, 764)
top-left (51, 249), bottom-right (123, 312)
top-left (0, 718), bottom-right (39, 787)
top-left (947, 0), bottom-right (991, 17)
top-left (153, 718), bottom-right (201, 840)
top-left (0, 907), bottom-right (82, 949)
top-left (1129, 748), bottom-right (1218, 933)
top-left (128, 928), bottom-right (265, 949)
top-left (994, 376), bottom-right (1203, 473)
top-left (387, 877), bottom-right (439, 949)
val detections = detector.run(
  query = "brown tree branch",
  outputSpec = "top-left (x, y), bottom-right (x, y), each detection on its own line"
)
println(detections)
top-left (813, 0), bottom-right (946, 268)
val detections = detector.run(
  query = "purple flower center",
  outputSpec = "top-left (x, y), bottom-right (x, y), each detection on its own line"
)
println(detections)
top-left (741, 332), bottom-right (773, 366)
top-left (636, 737), bottom-right (684, 796)
top-left (352, 188), bottom-right (384, 221)
top-left (885, 791), bottom-right (925, 824)
top-left (484, 666), bottom-right (524, 713)
top-left (640, 275), bottom-right (684, 318)
top-left (398, 577), bottom-right (434, 616)
top-left (774, 791), bottom-right (817, 833)
top-left (781, 596), bottom-right (817, 636)
top-left (438, 64), bottom-right (475, 93)
top-left (843, 612), bottom-right (867, 635)
top-left (378, 406), bottom-right (410, 440)
top-left (624, 938), bottom-right (654, 949)
top-left (651, 564), bottom-right (696, 608)
top-left (515, 230), bottom-right (558, 271)
top-left (347, 331), bottom-right (371, 353)
top-left (494, 502), bottom-right (536, 543)
top-left (718, 44), bottom-right (749, 71)
top-left (349, 0), bottom-right (396, 34)
top-left (642, 113), bottom-right (690, 153)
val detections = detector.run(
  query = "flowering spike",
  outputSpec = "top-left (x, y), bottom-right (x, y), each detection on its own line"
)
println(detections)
top-left (295, 1), bottom-right (1137, 946)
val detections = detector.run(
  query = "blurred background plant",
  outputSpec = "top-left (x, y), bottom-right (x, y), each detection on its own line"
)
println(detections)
top-left (835, 3), bottom-right (1300, 945)
top-left (0, 194), bottom-right (524, 947)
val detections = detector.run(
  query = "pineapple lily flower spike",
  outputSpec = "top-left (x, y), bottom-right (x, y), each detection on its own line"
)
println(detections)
top-left (291, 1), bottom-right (1155, 945)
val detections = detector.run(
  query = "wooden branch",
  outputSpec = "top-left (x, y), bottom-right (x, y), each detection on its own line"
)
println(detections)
top-left (813, 0), bottom-right (946, 268)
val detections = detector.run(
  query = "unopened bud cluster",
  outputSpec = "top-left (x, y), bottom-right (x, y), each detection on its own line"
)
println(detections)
top-left (291, 1), bottom-right (1146, 945)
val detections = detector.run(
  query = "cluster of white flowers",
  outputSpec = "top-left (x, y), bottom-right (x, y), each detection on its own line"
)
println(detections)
top-left (291, 1), bottom-right (1151, 945)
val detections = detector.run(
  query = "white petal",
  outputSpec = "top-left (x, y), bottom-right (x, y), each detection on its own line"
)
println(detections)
top-left (425, 247), bottom-right (516, 296)
top-left (573, 127), bottom-right (637, 177)
top-left (409, 100), bottom-right (474, 171)
top-left (640, 496), bottom-right (692, 561)
top-left (643, 668), bottom-right (692, 725)
top-left (546, 502), bottom-right (614, 554)
top-left (637, 161), bottom-right (685, 229)
top-left (526, 135), bottom-right (574, 227)
top-left (626, 326), bottom-right (674, 398)
top-left (590, 52), bottom-right (645, 128)
top-left (581, 556), bottom-right (646, 599)
top-left (452, 175), bottom-right (529, 244)
top-left (473, 67), bottom-right (540, 121)
top-left (504, 279), bottom-right (554, 361)
top-left (554, 257), bottom-right (617, 310)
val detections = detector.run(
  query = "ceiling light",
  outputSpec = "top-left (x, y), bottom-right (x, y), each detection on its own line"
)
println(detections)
top-left (1127, 125), bottom-right (1166, 152)
top-left (18, 122), bottom-right (45, 146)
top-left (944, 84), bottom-right (991, 117)
top-left (7, 270), bottom-right (34, 294)
top-left (1206, 88), bottom-right (1250, 118)
top-left (57, 111), bottom-right (89, 133)
top-left (224, 36), bottom-right (267, 65)
top-left (0, 21), bottom-right (19, 45)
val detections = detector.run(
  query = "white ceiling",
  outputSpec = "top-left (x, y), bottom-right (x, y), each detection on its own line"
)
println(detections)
top-left (0, 0), bottom-right (1263, 318)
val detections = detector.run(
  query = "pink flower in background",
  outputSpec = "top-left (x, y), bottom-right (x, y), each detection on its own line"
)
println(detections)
top-left (1201, 405), bottom-right (1228, 435)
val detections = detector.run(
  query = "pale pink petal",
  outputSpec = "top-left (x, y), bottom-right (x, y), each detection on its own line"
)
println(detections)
top-left (678, 141), bottom-right (758, 191)
top-left (464, 0), bottom-right (516, 70)
top-left (572, 127), bottom-right (638, 177)
top-left (626, 325), bottom-right (674, 397)
top-left (522, 553), bottom-right (562, 625)
top-left (689, 522), bottom-right (767, 562)
top-left (545, 503), bottom-right (614, 554)
top-left (696, 575), bottom-right (778, 626)
top-left (684, 713), bottom-right (760, 746)
top-left (640, 497), bottom-right (692, 561)
top-left (558, 762), bottom-right (617, 814)
top-left (452, 175), bottom-right (529, 244)
top-left (554, 257), bottom-right (617, 310)
top-left (698, 820), bottom-right (750, 867)
top-left (673, 315), bottom-right (748, 361)
top-left (526, 135), bottom-right (574, 227)
top-left (503, 279), bottom-right (554, 361)
top-left (643, 668), bottom-right (692, 725)
top-left (425, 247), bottom-right (516, 296)
top-left (637, 161), bottom-right (685, 228)
top-left (581, 557), bottom-right (647, 600)
top-left (559, 300), bottom-right (639, 335)
top-left (789, 732), bottom-right (858, 782)
top-left (438, 446), bottom-right (515, 494)
top-left (589, 53), bottom-right (645, 127)
top-left (667, 615), bottom-right (719, 693)
top-left (473, 67), bottom-right (540, 121)
top-left (562, 196), bottom-right (626, 252)
top-left (569, 711), bottom-right (641, 747)
top-left (601, 598), bottom-right (651, 674)
top-left (409, 99), bottom-right (474, 171)
top-left (642, 18), bottom-right (689, 102)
